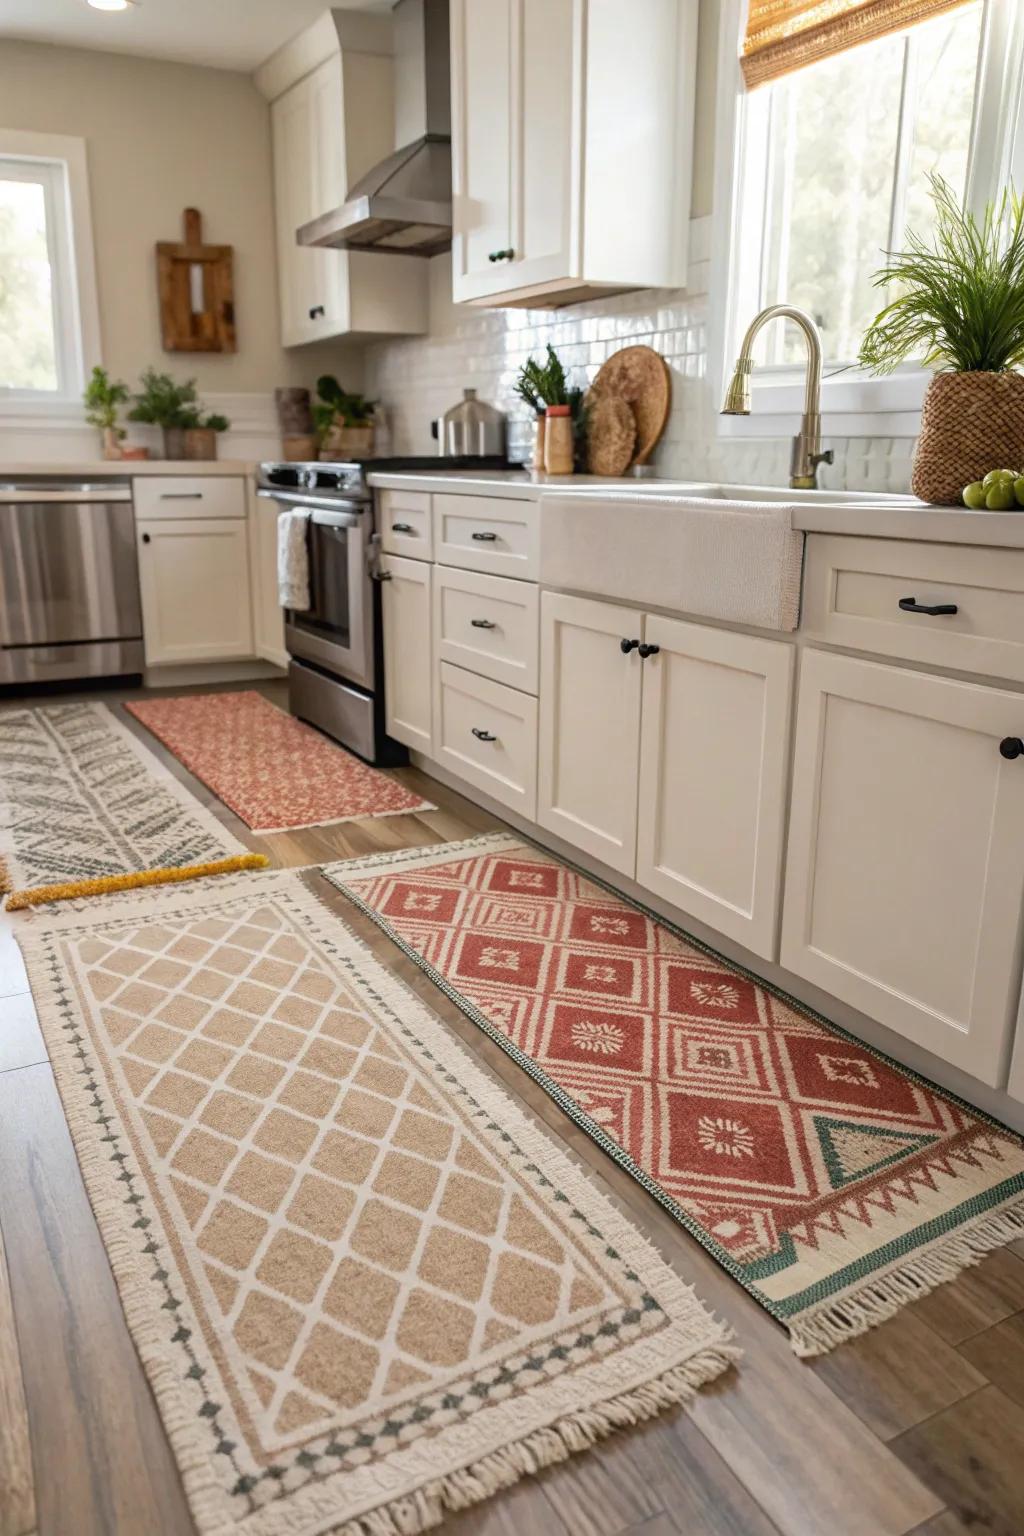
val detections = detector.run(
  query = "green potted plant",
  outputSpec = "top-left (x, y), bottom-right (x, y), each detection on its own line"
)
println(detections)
top-left (127, 370), bottom-right (230, 460)
top-left (83, 366), bottom-right (130, 460)
top-left (314, 375), bottom-right (376, 458)
top-left (859, 175), bottom-right (1024, 504)
top-left (183, 412), bottom-right (230, 462)
top-left (128, 369), bottom-right (200, 459)
top-left (514, 345), bottom-right (586, 472)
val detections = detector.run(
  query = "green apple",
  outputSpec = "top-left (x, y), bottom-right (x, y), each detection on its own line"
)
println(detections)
top-left (1014, 475), bottom-right (1024, 507)
top-left (986, 481), bottom-right (1016, 510)
top-left (963, 480), bottom-right (987, 508)
top-left (983, 468), bottom-right (1019, 487)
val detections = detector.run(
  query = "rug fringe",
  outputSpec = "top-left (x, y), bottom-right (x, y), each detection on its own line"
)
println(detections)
top-left (3, 853), bottom-right (270, 911)
top-left (326, 1345), bottom-right (739, 1536)
top-left (790, 1198), bottom-right (1024, 1357)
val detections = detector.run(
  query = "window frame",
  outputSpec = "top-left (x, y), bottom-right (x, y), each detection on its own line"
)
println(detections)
top-left (0, 129), bottom-right (102, 410)
top-left (710, 0), bottom-right (1024, 440)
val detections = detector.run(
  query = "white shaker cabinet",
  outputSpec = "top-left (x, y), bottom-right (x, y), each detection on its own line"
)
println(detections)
top-left (262, 18), bottom-right (427, 346)
top-left (450, 0), bottom-right (696, 307)
top-left (635, 616), bottom-right (794, 960)
top-left (381, 553), bottom-right (434, 754)
top-left (136, 519), bottom-right (254, 667)
top-left (537, 592), bottom-right (644, 876)
top-left (781, 649), bottom-right (1024, 1087)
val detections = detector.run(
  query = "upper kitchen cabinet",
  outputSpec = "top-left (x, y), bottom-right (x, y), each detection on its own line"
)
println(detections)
top-left (256, 12), bottom-right (428, 346)
top-left (450, 0), bottom-right (696, 307)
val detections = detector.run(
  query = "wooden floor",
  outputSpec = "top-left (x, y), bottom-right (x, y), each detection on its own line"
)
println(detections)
top-left (2, 679), bottom-right (1024, 1536)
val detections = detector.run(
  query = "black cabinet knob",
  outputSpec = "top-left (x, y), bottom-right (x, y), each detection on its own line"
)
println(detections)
top-left (1000, 737), bottom-right (1024, 759)
top-left (309, 304), bottom-right (325, 319)
top-left (620, 637), bottom-right (639, 654)
top-left (472, 728), bottom-right (497, 742)
top-left (141, 532), bottom-right (151, 544)
top-left (638, 642), bottom-right (661, 658)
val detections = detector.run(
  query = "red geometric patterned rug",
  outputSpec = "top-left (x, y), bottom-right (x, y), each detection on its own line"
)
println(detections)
top-left (323, 832), bottom-right (1024, 1355)
top-left (125, 692), bottom-right (434, 833)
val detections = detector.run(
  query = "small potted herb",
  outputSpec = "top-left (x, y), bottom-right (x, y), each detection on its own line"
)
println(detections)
top-left (514, 345), bottom-right (586, 472)
top-left (314, 375), bottom-right (377, 458)
top-left (860, 175), bottom-right (1024, 504)
top-left (127, 370), bottom-right (230, 460)
top-left (83, 366), bottom-right (130, 460)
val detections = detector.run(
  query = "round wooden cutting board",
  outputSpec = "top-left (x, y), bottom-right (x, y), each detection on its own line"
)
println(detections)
top-left (591, 345), bottom-right (671, 465)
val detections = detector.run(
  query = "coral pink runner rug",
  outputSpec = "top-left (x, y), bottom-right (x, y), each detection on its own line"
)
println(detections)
top-left (126, 692), bottom-right (434, 833)
top-left (323, 833), bottom-right (1024, 1355)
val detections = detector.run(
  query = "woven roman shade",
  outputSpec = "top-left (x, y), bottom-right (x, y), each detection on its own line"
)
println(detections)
top-left (741, 0), bottom-right (974, 87)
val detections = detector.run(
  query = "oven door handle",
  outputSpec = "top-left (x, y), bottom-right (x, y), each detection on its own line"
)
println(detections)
top-left (257, 488), bottom-right (367, 522)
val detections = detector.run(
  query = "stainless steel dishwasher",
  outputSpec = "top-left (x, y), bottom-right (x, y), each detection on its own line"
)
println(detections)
top-left (0, 479), bottom-right (143, 686)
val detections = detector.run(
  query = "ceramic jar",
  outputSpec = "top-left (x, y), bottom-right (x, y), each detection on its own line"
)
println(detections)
top-left (544, 405), bottom-right (573, 475)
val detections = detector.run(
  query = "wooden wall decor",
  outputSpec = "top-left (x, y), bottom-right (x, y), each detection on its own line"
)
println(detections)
top-left (156, 208), bottom-right (236, 353)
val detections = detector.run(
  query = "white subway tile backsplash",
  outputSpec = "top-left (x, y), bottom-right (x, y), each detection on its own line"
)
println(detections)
top-left (364, 254), bottom-right (914, 491)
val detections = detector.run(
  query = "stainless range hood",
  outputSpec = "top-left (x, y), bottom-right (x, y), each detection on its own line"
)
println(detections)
top-left (298, 0), bottom-right (452, 258)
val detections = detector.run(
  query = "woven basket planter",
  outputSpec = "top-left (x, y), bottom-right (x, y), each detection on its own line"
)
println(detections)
top-left (913, 371), bottom-right (1024, 504)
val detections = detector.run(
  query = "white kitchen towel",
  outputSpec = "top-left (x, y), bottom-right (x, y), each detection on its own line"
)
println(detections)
top-left (277, 508), bottom-right (311, 612)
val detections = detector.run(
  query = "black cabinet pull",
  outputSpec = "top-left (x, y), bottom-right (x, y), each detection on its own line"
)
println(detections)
top-left (472, 727), bottom-right (497, 742)
top-left (141, 531), bottom-right (151, 544)
top-left (471, 618), bottom-right (496, 629)
top-left (638, 642), bottom-right (661, 658)
top-left (309, 304), bottom-right (325, 319)
top-left (620, 637), bottom-right (639, 654)
top-left (1000, 737), bottom-right (1024, 759)
top-left (471, 530), bottom-right (498, 542)
top-left (391, 521), bottom-right (414, 534)
top-left (898, 596), bottom-right (959, 616)
top-left (487, 248), bottom-right (515, 263)
top-left (371, 569), bottom-right (392, 582)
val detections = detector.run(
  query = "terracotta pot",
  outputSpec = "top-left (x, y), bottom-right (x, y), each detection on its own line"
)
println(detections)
top-left (184, 427), bottom-right (219, 461)
top-left (162, 427), bottom-right (187, 461)
top-left (912, 370), bottom-right (1024, 504)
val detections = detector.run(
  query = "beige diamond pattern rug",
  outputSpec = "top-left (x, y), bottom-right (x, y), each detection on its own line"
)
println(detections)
top-left (20, 869), bottom-right (736, 1536)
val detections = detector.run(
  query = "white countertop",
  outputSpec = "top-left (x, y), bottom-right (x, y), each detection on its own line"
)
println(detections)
top-left (368, 468), bottom-right (1024, 547)
top-left (0, 459), bottom-right (254, 478)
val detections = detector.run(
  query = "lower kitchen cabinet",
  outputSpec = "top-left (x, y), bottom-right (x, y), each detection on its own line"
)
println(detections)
top-left (436, 661), bottom-right (537, 817)
top-left (635, 615), bottom-right (793, 960)
top-left (537, 591), bottom-right (644, 876)
top-left (381, 553), bottom-right (433, 753)
top-left (249, 487), bottom-right (287, 669)
top-left (137, 518), bottom-right (254, 667)
top-left (781, 648), bottom-right (1024, 1086)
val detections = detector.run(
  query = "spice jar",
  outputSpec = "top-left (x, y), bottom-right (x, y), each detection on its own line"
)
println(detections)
top-left (544, 404), bottom-right (574, 475)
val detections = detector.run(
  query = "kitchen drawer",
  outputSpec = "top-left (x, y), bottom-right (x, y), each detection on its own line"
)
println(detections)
top-left (379, 488), bottom-right (432, 560)
top-left (433, 493), bottom-right (538, 580)
top-left (435, 565), bottom-right (539, 693)
top-left (803, 534), bottom-right (1024, 683)
top-left (133, 476), bottom-right (247, 522)
top-left (435, 661), bottom-right (537, 817)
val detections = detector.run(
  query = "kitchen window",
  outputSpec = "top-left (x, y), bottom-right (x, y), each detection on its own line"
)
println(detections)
top-left (713, 0), bottom-right (1024, 434)
top-left (0, 131), bottom-right (101, 405)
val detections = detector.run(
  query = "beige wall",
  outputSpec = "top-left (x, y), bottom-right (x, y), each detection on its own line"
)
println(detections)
top-left (0, 40), bottom-right (362, 396)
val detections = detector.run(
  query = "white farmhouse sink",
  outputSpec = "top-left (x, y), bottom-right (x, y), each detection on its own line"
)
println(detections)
top-left (563, 478), bottom-right (917, 507)
top-left (540, 488), bottom-right (813, 631)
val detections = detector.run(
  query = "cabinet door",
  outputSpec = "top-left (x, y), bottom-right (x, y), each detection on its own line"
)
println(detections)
top-left (509, 0), bottom-right (578, 287)
top-left (249, 491), bottom-right (287, 670)
top-left (781, 649), bottom-right (1024, 1086)
top-left (537, 592), bottom-right (643, 875)
top-left (271, 57), bottom-right (348, 346)
top-left (138, 520), bottom-right (254, 667)
top-left (450, 0), bottom-right (513, 300)
top-left (636, 617), bottom-right (793, 961)
top-left (381, 553), bottom-right (433, 753)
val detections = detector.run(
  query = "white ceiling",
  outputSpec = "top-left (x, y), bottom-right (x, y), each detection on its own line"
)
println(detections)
top-left (0, 0), bottom-right (393, 74)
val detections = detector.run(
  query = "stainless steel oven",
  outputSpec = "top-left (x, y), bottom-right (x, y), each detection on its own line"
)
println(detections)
top-left (269, 489), bottom-right (375, 693)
